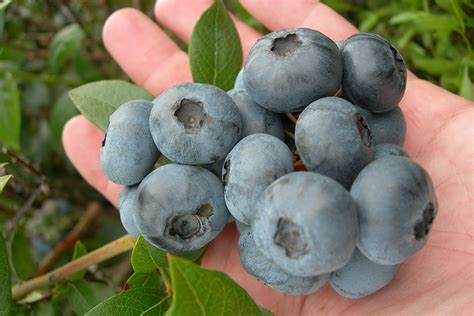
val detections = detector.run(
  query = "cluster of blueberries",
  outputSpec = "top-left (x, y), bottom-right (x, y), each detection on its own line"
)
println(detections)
top-left (100, 28), bottom-right (438, 298)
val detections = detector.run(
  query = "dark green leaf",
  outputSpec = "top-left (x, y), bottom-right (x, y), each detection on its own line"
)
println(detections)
top-left (30, 301), bottom-right (58, 316)
top-left (459, 65), bottom-right (474, 101)
top-left (49, 91), bottom-right (79, 153)
top-left (11, 224), bottom-right (35, 279)
top-left (189, 0), bottom-right (243, 90)
top-left (69, 80), bottom-right (153, 131)
top-left (86, 287), bottom-right (169, 316)
top-left (132, 236), bottom-right (206, 272)
top-left (49, 24), bottom-right (84, 72)
top-left (0, 73), bottom-right (21, 150)
top-left (67, 280), bottom-right (115, 315)
top-left (126, 271), bottom-right (161, 289)
top-left (165, 255), bottom-right (260, 316)
top-left (0, 235), bottom-right (12, 316)
top-left (67, 241), bottom-right (87, 281)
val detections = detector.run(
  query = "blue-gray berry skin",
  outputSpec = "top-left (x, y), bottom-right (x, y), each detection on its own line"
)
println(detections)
top-left (351, 157), bottom-right (438, 265)
top-left (227, 89), bottom-right (284, 140)
top-left (244, 28), bottom-right (342, 113)
top-left (235, 220), bottom-right (250, 234)
top-left (341, 33), bottom-right (407, 113)
top-left (252, 172), bottom-right (358, 276)
top-left (223, 134), bottom-right (294, 224)
top-left (335, 40), bottom-right (343, 50)
top-left (101, 100), bottom-right (159, 185)
top-left (134, 164), bottom-right (230, 252)
top-left (374, 144), bottom-right (408, 159)
top-left (357, 106), bottom-right (406, 146)
top-left (118, 185), bottom-right (140, 239)
top-left (239, 229), bottom-right (329, 296)
top-left (329, 248), bottom-right (399, 299)
top-left (234, 69), bottom-right (245, 90)
top-left (149, 83), bottom-right (242, 164)
top-left (295, 97), bottom-right (374, 188)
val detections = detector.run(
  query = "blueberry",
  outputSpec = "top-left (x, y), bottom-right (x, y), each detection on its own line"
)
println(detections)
top-left (252, 172), bottom-right (358, 276)
top-left (134, 164), bottom-right (230, 252)
top-left (335, 40), bottom-right (343, 50)
top-left (295, 97), bottom-right (374, 188)
top-left (223, 134), bottom-right (294, 224)
top-left (374, 143), bottom-right (408, 159)
top-left (351, 156), bottom-right (438, 265)
top-left (149, 83), bottom-right (242, 164)
top-left (329, 248), bottom-right (399, 299)
top-left (235, 220), bottom-right (250, 234)
top-left (101, 100), bottom-right (159, 185)
top-left (118, 185), bottom-right (140, 239)
top-left (341, 33), bottom-right (407, 113)
top-left (357, 106), bottom-right (406, 146)
top-left (227, 89), bottom-right (284, 140)
top-left (239, 229), bottom-right (329, 295)
top-left (234, 69), bottom-right (245, 90)
top-left (244, 28), bottom-right (342, 113)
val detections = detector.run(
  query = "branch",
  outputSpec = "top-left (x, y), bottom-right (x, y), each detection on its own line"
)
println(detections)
top-left (34, 202), bottom-right (101, 276)
top-left (12, 234), bottom-right (135, 301)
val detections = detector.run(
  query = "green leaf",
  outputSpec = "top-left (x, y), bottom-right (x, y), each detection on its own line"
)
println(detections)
top-left (49, 24), bottom-right (84, 72)
top-left (126, 271), bottom-right (161, 289)
top-left (259, 307), bottom-right (274, 316)
top-left (11, 224), bottom-right (35, 279)
top-left (67, 241), bottom-right (87, 281)
top-left (30, 301), bottom-right (57, 316)
top-left (188, 0), bottom-right (243, 90)
top-left (165, 255), bottom-right (261, 316)
top-left (0, 235), bottom-right (12, 316)
top-left (67, 280), bottom-right (115, 316)
top-left (49, 91), bottom-right (79, 153)
top-left (411, 57), bottom-right (458, 75)
top-left (132, 236), bottom-right (206, 272)
top-left (0, 0), bottom-right (12, 11)
top-left (69, 80), bottom-right (153, 131)
top-left (86, 287), bottom-right (169, 316)
top-left (0, 175), bottom-right (12, 193)
top-left (0, 73), bottom-right (21, 150)
top-left (459, 65), bottom-right (474, 101)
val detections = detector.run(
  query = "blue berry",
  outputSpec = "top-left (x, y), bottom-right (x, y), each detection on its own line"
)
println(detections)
top-left (357, 105), bottom-right (406, 146)
top-left (118, 185), bottom-right (140, 239)
top-left (374, 143), bottom-right (408, 159)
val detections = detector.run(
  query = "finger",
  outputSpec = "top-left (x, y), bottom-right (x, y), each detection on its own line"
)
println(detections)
top-left (103, 8), bottom-right (192, 96)
top-left (154, 0), bottom-right (261, 57)
top-left (62, 115), bottom-right (121, 207)
top-left (240, 0), bottom-right (358, 41)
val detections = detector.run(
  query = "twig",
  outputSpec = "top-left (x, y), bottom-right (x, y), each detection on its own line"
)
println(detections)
top-left (2, 147), bottom-right (43, 179)
top-left (12, 234), bottom-right (135, 301)
top-left (334, 89), bottom-right (343, 97)
top-left (286, 113), bottom-right (297, 124)
top-left (34, 202), bottom-right (101, 276)
top-left (283, 130), bottom-right (295, 140)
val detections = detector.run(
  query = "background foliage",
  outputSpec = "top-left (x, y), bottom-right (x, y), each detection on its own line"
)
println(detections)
top-left (0, 0), bottom-right (472, 315)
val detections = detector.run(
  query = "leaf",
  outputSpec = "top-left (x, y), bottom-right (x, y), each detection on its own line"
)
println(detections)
top-left (132, 236), bottom-right (206, 272)
top-left (10, 224), bottom-right (35, 279)
top-left (165, 255), bottom-right (261, 316)
top-left (126, 271), bottom-right (161, 289)
top-left (49, 24), bottom-right (84, 72)
top-left (49, 91), bottom-right (79, 153)
top-left (389, 11), bottom-right (456, 32)
top-left (30, 301), bottom-right (57, 316)
top-left (86, 287), bottom-right (169, 316)
top-left (411, 57), bottom-right (458, 75)
top-left (67, 241), bottom-right (87, 281)
top-left (0, 235), bottom-right (12, 316)
top-left (0, 175), bottom-right (12, 193)
top-left (0, 0), bottom-right (12, 11)
top-left (69, 80), bottom-right (153, 131)
top-left (459, 65), bottom-right (474, 101)
top-left (67, 280), bottom-right (115, 316)
top-left (0, 73), bottom-right (21, 150)
top-left (188, 0), bottom-right (243, 91)
top-left (259, 307), bottom-right (274, 316)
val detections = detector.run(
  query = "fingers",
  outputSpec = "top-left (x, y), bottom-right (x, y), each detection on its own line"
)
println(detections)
top-left (154, 0), bottom-right (261, 56)
top-left (62, 116), bottom-right (121, 207)
top-left (103, 8), bottom-right (192, 96)
top-left (240, 0), bottom-right (358, 41)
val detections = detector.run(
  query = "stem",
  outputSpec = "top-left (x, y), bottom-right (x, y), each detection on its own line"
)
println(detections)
top-left (158, 266), bottom-right (172, 295)
top-left (283, 129), bottom-right (295, 140)
top-left (12, 234), bottom-right (135, 301)
top-left (286, 113), bottom-right (297, 124)
top-left (34, 202), bottom-right (100, 276)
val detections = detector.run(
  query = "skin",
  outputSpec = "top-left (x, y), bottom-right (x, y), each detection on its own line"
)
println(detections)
top-left (62, 1), bottom-right (473, 314)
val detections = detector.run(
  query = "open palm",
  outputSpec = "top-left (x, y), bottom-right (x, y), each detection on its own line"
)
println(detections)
top-left (62, 1), bottom-right (473, 314)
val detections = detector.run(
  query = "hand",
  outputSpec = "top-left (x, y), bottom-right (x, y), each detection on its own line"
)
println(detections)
top-left (62, 1), bottom-right (474, 314)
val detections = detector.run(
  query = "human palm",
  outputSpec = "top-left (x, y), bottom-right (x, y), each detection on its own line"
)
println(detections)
top-left (62, 1), bottom-right (473, 314)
